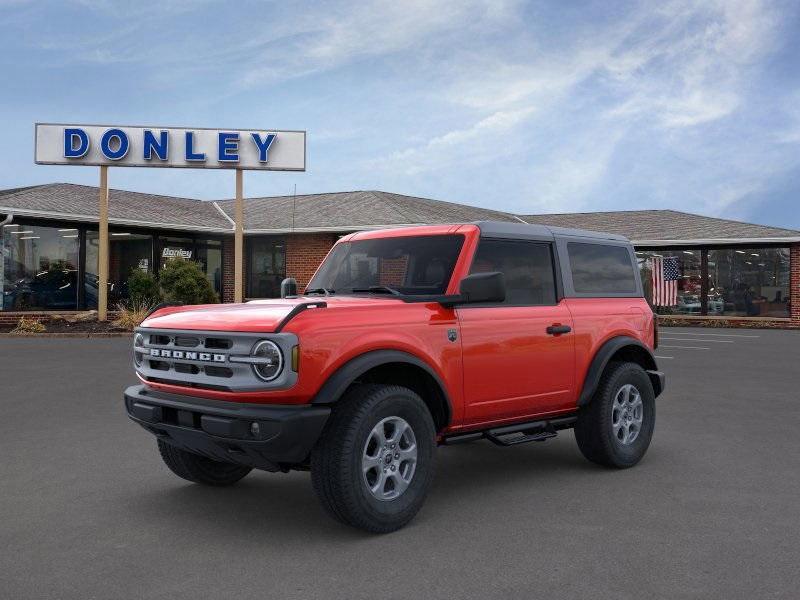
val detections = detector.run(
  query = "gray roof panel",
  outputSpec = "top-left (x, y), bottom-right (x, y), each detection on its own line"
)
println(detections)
top-left (520, 209), bottom-right (800, 242)
top-left (0, 183), bottom-right (232, 231)
top-left (215, 190), bottom-right (521, 231)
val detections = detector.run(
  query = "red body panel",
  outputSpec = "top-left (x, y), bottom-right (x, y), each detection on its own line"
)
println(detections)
top-left (139, 224), bottom-right (655, 434)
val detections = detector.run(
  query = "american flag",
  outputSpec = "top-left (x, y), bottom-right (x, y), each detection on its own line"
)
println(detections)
top-left (651, 256), bottom-right (679, 306)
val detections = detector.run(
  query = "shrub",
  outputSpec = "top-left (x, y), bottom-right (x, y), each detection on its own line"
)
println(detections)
top-left (11, 316), bottom-right (46, 334)
top-left (113, 300), bottom-right (156, 331)
top-left (128, 269), bottom-right (161, 304)
top-left (159, 259), bottom-right (219, 305)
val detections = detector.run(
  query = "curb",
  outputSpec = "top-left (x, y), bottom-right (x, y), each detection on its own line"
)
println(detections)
top-left (0, 332), bottom-right (133, 338)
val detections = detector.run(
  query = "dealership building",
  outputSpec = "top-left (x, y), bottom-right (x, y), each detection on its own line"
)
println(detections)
top-left (1, 182), bottom-right (798, 327)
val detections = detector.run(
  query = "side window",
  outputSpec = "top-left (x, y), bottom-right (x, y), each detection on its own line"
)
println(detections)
top-left (567, 242), bottom-right (637, 294)
top-left (469, 239), bottom-right (556, 305)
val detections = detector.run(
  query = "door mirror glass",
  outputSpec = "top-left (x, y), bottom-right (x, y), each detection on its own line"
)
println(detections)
top-left (458, 271), bottom-right (506, 304)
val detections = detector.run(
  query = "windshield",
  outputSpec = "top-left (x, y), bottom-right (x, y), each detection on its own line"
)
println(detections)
top-left (307, 234), bottom-right (465, 296)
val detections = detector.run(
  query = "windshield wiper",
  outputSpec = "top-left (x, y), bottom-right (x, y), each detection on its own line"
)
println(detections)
top-left (351, 285), bottom-right (402, 296)
top-left (305, 287), bottom-right (335, 296)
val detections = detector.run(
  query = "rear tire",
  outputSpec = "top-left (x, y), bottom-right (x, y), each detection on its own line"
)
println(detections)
top-left (311, 384), bottom-right (437, 533)
top-left (574, 361), bottom-right (655, 468)
top-left (157, 440), bottom-right (252, 486)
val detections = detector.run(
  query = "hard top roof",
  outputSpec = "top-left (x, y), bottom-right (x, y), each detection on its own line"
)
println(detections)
top-left (476, 220), bottom-right (629, 243)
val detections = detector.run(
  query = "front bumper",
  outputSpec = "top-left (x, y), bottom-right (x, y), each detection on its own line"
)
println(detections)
top-left (124, 385), bottom-right (330, 471)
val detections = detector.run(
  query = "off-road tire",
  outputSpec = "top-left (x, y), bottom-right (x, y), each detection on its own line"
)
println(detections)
top-left (574, 361), bottom-right (656, 468)
top-left (311, 384), bottom-right (437, 533)
top-left (157, 439), bottom-right (252, 486)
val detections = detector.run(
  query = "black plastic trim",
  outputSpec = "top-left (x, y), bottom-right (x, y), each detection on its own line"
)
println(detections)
top-left (275, 301), bottom-right (327, 332)
top-left (310, 349), bottom-right (453, 426)
top-left (578, 336), bottom-right (661, 406)
top-left (124, 384), bottom-right (330, 469)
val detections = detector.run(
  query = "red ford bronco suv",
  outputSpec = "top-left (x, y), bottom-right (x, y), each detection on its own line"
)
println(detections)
top-left (125, 221), bottom-right (664, 533)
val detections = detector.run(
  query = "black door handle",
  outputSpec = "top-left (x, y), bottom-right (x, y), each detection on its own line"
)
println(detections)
top-left (546, 325), bottom-right (571, 335)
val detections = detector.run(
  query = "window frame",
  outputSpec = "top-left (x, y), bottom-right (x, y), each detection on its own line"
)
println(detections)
top-left (463, 236), bottom-right (561, 308)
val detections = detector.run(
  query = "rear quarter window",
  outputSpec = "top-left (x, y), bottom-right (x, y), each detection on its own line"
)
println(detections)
top-left (567, 242), bottom-right (637, 295)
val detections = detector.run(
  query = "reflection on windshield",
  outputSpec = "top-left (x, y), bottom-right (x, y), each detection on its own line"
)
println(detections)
top-left (307, 235), bottom-right (464, 296)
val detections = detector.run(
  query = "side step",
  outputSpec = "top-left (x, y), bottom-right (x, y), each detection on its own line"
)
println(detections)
top-left (442, 415), bottom-right (577, 447)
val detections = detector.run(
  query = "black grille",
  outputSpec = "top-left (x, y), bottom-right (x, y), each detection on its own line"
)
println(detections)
top-left (204, 366), bottom-right (233, 378)
top-left (205, 337), bottom-right (233, 349)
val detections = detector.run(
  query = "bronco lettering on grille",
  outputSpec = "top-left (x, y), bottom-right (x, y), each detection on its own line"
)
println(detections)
top-left (149, 349), bottom-right (226, 362)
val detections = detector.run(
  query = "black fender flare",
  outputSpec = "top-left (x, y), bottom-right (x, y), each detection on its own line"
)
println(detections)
top-left (310, 349), bottom-right (453, 426)
top-left (578, 336), bottom-right (663, 406)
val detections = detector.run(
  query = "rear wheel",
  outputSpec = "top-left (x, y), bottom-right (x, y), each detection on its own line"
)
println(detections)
top-left (157, 440), bottom-right (252, 486)
top-left (574, 361), bottom-right (655, 468)
top-left (311, 384), bottom-right (437, 533)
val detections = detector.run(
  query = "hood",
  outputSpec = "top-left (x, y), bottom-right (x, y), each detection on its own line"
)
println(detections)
top-left (140, 295), bottom-right (403, 333)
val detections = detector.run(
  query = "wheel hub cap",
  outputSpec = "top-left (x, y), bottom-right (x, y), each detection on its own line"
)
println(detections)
top-left (362, 416), bottom-right (417, 501)
top-left (612, 384), bottom-right (643, 446)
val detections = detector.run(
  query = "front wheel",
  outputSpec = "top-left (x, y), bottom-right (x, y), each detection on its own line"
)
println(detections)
top-left (574, 361), bottom-right (656, 468)
top-left (157, 440), bottom-right (252, 486)
top-left (311, 384), bottom-right (437, 533)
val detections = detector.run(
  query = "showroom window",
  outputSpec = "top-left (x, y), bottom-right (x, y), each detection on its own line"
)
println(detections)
top-left (247, 237), bottom-right (286, 298)
top-left (637, 247), bottom-right (790, 318)
top-left (157, 236), bottom-right (224, 299)
top-left (1, 223), bottom-right (80, 311)
top-left (637, 249), bottom-right (703, 315)
top-left (707, 248), bottom-right (790, 318)
top-left (85, 230), bottom-right (154, 308)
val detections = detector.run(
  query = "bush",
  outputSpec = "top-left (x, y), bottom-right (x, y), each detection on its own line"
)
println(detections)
top-left (113, 300), bottom-right (156, 331)
top-left (11, 316), bottom-right (46, 334)
top-left (128, 269), bottom-right (161, 304)
top-left (159, 259), bottom-right (219, 305)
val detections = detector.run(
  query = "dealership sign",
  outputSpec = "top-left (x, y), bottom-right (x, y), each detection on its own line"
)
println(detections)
top-left (34, 123), bottom-right (306, 171)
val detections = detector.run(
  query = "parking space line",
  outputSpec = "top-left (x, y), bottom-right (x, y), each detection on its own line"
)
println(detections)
top-left (660, 337), bottom-right (733, 343)
top-left (662, 332), bottom-right (759, 338)
top-left (655, 355), bottom-right (674, 359)
top-left (659, 345), bottom-right (710, 350)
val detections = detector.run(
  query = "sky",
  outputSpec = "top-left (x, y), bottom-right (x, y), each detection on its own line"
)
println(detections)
top-left (1, 0), bottom-right (799, 228)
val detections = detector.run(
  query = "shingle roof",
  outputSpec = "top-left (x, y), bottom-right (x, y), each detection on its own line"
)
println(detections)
top-left (0, 183), bottom-right (231, 232)
top-left (520, 209), bottom-right (800, 243)
top-left (214, 190), bottom-right (521, 231)
top-left (2, 184), bottom-right (798, 243)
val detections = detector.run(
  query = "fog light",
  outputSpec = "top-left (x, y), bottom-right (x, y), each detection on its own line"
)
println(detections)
top-left (250, 422), bottom-right (261, 436)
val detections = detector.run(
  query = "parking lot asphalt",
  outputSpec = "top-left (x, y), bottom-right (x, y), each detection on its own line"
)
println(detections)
top-left (1, 327), bottom-right (799, 600)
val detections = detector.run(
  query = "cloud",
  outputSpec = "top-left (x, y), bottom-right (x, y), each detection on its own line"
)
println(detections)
top-left (379, 106), bottom-right (536, 175)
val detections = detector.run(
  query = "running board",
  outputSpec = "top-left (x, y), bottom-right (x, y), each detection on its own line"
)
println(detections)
top-left (442, 415), bottom-right (577, 447)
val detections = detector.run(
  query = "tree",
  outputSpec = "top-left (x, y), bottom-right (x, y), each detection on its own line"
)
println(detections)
top-left (127, 269), bottom-right (161, 305)
top-left (158, 259), bottom-right (219, 305)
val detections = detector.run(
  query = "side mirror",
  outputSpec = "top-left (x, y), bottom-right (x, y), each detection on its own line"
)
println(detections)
top-left (280, 277), bottom-right (298, 298)
top-left (458, 271), bottom-right (505, 304)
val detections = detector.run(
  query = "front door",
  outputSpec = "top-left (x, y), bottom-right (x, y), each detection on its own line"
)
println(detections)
top-left (458, 239), bottom-right (575, 427)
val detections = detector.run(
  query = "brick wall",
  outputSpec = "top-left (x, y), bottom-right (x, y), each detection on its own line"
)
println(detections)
top-left (791, 243), bottom-right (800, 324)
top-left (286, 233), bottom-right (338, 292)
top-left (221, 237), bottom-right (236, 303)
top-left (379, 256), bottom-right (409, 287)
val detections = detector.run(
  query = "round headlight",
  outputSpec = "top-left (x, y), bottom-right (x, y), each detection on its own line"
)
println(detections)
top-left (133, 333), bottom-right (145, 366)
top-left (251, 340), bottom-right (283, 382)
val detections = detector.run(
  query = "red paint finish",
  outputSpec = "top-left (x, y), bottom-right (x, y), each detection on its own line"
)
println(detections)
top-left (139, 224), bottom-right (655, 434)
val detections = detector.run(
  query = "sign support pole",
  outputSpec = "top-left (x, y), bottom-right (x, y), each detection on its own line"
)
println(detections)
top-left (234, 168), bottom-right (244, 303)
top-left (98, 166), bottom-right (109, 321)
